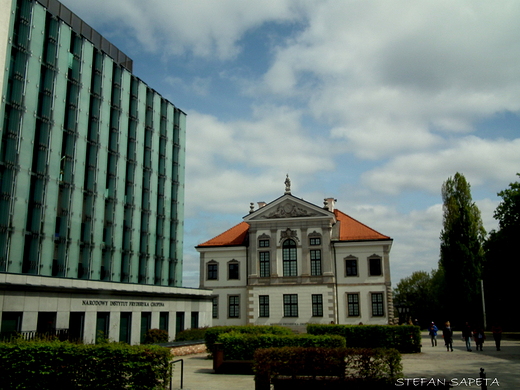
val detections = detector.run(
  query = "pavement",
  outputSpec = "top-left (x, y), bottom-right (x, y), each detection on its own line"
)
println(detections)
top-left (170, 332), bottom-right (520, 389)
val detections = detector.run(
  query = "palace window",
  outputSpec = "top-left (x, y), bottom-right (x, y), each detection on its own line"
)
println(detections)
top-left (259, 251), bottom-right (270, 277)
top-left (259, 239), bottom-right (270, 247)
top-left (309, 237), bottom-right (321, 246)
top-left (310, 249), bottom-right (322, 276)
top-left (347, 293), bottom-right (360, 316)
top-left (228, 295), bottom-right (239, 318)
top-left (228, 260), bottom-right (239, 280)
top-left (212, 297), bottom-right (218, 319)
top-left (207, 262), bottom-right (218, 280)
top-left (283, 294), bottom-right (298, 317)
top-left (312, 294), bottom-right (323, 317)
top-left (282, 239), bottom-right (297, 276)
top-left (369, 257), bottom-right (382, 276)
top-left (371, 293), bottom-right (384, 316)
top-left (345, 257), bottom-right (358, 276)
top-left (259, 295), bottom-right (269, 317)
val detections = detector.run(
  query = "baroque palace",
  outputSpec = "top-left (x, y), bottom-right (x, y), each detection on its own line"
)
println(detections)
top-left (197, 177), bottom-right (394, 330)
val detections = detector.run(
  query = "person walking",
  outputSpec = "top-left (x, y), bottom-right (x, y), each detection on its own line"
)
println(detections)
top-left (429, 322), bottom-right (438, 347)
top-left (462, 322), bottom-right (472, 351)
top-left (443, 321), bottom-right (454, 352)
top-left (473, 326), bottom-right (485, 351)
top-left (492, 323), bottom-right (502, 351)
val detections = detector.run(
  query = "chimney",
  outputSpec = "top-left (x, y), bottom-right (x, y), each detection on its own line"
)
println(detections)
top-left (257, 201), bottom-right (267, 208)
top-left (324, 198), bottom-right (336, 212)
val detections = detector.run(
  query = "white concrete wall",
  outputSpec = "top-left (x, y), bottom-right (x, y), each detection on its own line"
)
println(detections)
top-left (249, 284), bottom-right (336, 326)
top-left (0, 274), bottom-right (213, 344)
top-left (199, 247), bottom-right (248, 288)
top-left (334, 241), bottom-right (389, 284)
top-left (210, 286), bottom-right (247, 326)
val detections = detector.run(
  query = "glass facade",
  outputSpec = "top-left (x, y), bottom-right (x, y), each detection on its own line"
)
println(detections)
top-left (0, 0), bottom-right (186, 287)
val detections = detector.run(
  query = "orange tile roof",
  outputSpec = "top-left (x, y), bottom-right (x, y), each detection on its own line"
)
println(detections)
top-left (196, 209), bottom-right (391, 248)
top-left (334, 209), bottom-right (391, 241)
top-left (197, 221), bottom-right (250, 247)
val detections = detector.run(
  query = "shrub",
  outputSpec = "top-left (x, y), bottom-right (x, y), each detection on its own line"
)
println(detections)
top-left (205, 325), bottom-right (293, 355)
top-left (0, 340), bottom-right (172, 390)
top-left (175, 327), bottom-right (208, 342)
top-left (218, 332), bottom-right (346, 360)
top-left (307, 324), bottom-right (421, 353)
top-left (254, 347), bottom-right (402, 389)
top-left (144, 328), bottom-right (169, 344)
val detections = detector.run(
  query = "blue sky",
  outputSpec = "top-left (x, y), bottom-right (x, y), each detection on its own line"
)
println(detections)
top-left (61, 0), bottom-right (520, 288)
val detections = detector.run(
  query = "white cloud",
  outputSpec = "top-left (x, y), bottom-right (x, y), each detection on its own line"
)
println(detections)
top-left (62, 0), bottom-right (520, 162)
top-left (57, 0), bottom-right (520, 288)
top-left (184, 106), bottom-right (336, 215)
top-left (261, 1), bottom-right (520, 158)
top-left (61, 0), bottom-right (307, 60)
top-left (361, 137), bottom-right (520, 195)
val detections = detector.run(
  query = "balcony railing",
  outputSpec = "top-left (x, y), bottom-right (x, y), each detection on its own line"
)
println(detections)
top-left (0, 328), bottom-right (70, 342)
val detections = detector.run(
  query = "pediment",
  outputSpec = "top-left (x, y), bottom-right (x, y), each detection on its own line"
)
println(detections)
top-left (245, 195), bottom-right (333, 222)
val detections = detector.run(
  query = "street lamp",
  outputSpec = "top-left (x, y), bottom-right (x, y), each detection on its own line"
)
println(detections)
top-left (394, 302), bottom-right (410, 325)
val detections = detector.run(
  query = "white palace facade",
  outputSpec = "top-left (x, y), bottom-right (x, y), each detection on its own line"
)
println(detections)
top-left (197, 178), bottom-right (395, 329)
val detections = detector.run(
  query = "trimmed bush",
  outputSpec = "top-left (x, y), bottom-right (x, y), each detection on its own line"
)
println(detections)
top-left (254, 347), bottom-right (402, 389)
top-left (174, 327), bottom-right (208, 342)
top-left (218, 332), bottom-right (346, 360)
top-left (144, 328), bottom-right (169, 344)
top-left (205, 325), bottom-right (293, 355)
top-left (0, 340), bottom-right (172, 390)
top-left (307, 324), bottom-right (421, 353)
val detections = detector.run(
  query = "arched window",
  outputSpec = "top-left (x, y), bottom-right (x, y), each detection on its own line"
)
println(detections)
top-left (282, 239), bottom-right (297, 276)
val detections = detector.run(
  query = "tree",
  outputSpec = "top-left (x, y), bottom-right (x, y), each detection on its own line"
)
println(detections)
top-left (439, 172), bottom-right (486, 327)
top-left (393, 270), bottom-right (443, 328)
top-left (484, 174), bottom-right (520, 330)
top-left (493, 173), bottom-right (520, 230)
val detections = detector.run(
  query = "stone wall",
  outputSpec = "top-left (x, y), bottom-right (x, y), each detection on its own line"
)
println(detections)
top-left (169, 342), bottom-right (207, 356)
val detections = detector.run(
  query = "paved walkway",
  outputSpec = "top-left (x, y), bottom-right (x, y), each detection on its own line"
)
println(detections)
top-left (401, 333), bottom-right (520, 388)
top-left (171, 333), bottom-right (520, 389)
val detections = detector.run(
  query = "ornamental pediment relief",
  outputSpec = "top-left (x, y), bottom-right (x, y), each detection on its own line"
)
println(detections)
top-left (265, 202), bottom-right (317, 219)
top-left (245, 196), bottom-right (333, 222)
top-left (280, 227), bottom-right (299, 242)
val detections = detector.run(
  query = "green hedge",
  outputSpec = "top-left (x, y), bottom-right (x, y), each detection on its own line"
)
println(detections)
top-left (218, 332), bottom-right (346, 360)
top-left (174, 327), bottom-right (208, 342)
top-left (0, 340), bottom-right (172, 390)
top-left (254, 347), bottom-right (402, 388)
top-left (306, 324), bottom-right (421, 353)
top-left (205, 325), bottom-right (293, 355)
top-left (144, 328), bottom-right (169, 344)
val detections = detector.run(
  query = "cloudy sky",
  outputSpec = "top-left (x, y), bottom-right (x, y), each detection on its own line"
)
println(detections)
top-left (61, 0), bottom-right (520, 288)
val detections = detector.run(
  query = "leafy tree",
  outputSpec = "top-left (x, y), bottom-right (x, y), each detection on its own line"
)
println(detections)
top-left (493, 174), bottom-right (520, 230)
top-left (484, 174), bottom-right (520, 330)
top-left (394, 271), bottom-right (432, 327)
top-left (439, 172), bottom-right (486, 327)
top-left (393, 269), bottom-right (445, 328)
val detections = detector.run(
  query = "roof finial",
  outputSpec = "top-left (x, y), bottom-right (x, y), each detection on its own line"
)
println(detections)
top-left (284, 174), bottom-right (291, 194)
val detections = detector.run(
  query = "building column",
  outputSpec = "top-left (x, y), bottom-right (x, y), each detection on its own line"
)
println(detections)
top-left (300, 227), bottom-right (310, 276)
top-left (322, 226), bottom-right (334, 275)
top-left (270, 228), bottom-right (278, 277)
top-left (248, 228), bottom-right (258, 277)
top-left (84, 311), bottom-right (97, 344)
top-left (383, 244), bottom-right (394, 324)
top-left (109, 311), bottom-right (119, 342)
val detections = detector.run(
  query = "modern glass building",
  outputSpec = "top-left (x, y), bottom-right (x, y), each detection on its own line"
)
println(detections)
top-left (0, 0), bottom-right (212, 344)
